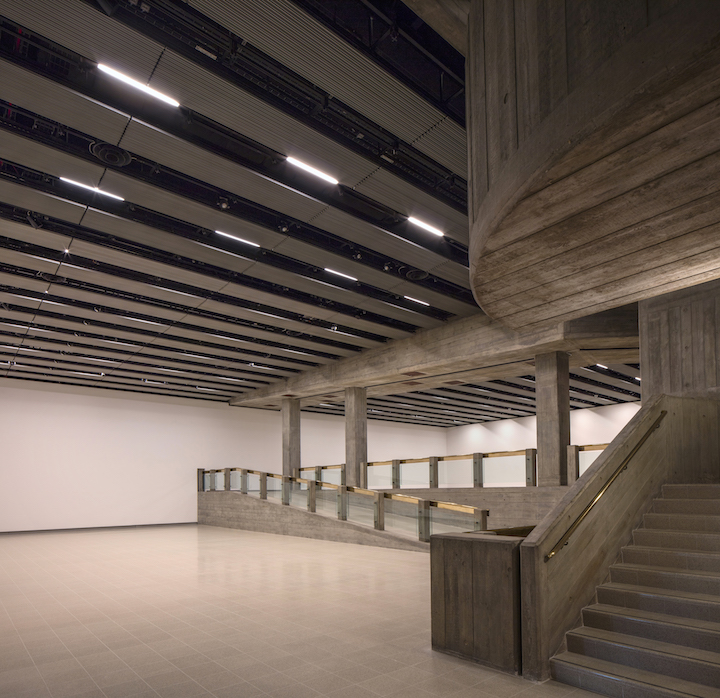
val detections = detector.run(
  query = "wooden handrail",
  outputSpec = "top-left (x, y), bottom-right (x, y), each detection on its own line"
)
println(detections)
top-left (577, 443), bottom-right (609, 452)
top-left (544, 410), bottom-right (667, 562)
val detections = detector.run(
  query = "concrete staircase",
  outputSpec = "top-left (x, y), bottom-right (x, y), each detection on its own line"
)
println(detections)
top-left (551, 484), bottom-right (720, 697)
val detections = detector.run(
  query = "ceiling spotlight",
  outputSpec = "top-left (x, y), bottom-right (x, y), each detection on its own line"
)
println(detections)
top-left (407, 217), bottom-right (444, 237)
top-left (286, 156), bottom-right (339, 185)
top-left (215, 230), bottom-right (260, 247)
top-left (97, 63), bottom-right (180, 107)
top-left (59, 177), bottom-right (124, 201)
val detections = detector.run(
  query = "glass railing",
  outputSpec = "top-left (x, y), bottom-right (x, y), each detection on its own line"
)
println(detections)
top-left (197, 467), bottom-right (489, 543)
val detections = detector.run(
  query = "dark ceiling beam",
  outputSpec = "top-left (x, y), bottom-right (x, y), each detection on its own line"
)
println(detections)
top-left (0, 17), bottom-right (469, 265)
top-left (81, 0), bottom-right (467, 211)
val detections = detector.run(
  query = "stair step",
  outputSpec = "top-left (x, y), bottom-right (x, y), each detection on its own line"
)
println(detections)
top-left (662, 484), bottom-right (720, 499)
top-left (597, 582), bottom-right (720, 623)
top-left (633, 528), bottom-right (720, 552)
top-left (551, 651), bottom-right (720, 698)
top-left (582, 603), bottom-right (720, 652)
top-left (622, 544), bottom-right (720, 572)
top-left (644, 512), bottom-right (720, 533)
top-left (565, 626), bottom-right (720, 687)
top-left (653, 498), bottom-right (720, 515)
top-left (611, 563), bottom-right (720, 595)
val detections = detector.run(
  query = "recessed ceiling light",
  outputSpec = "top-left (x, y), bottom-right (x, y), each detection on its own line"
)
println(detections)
top-left (407, 217), bottom-right (443, 237)
top-left (196, 386), bottom-right (221, 392)
top-left (215, 230), bottom-right (260, 247)
top-left (596, 364), bottom-right (608, 369)
top-left (59, 177), bottom-right (124, 201)
top-left (404, 295), bottom-right (430, 306)
top-left (325, 268), bottom-right (358, 282)
top-left (70, 371), bottom-right (104, 377)
top-left (121, 316), bottom-right (167, 326)
top-left (286, 157), bottom-right (339, 185)
top-left (97, 63), bottom-right (180, 107)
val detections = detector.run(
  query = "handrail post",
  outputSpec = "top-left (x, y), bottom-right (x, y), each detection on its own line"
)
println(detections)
top-left (337, 485), bottom-right (348, 521)
top-left (281, 476), bottom-right (291, 505)
top-left (340, 463), bottom-right (346, 486)
top-left (224, 468), bottom-right (231, 491)
top-left (315, 465), bottom-right (322, 484)
top-left (429, 457), bottom-right (439, 488)
top-left (474, 508), bottom-right (488, 531)
top-left (374, 491), bottom-right (385, 530)
top-left (473, 453), bottom-right (484, 488)
top-left (307, 479), bottom-right (316, 512)
top-left (525, 449), bottom-right (538, 487)
top-left (567, 445), bottom-right (580, 485)
top-left (391, 459), bottom-right (401, 489)
top-left (240, 469), bottom-right (248, 494)
top-left (259, 472), bottom-right (268, 500)
top-left (418, 499), bottom-right (430, 542)
top-left (208, 470), bottom-right (216, 492)
top-left (197, 468), bottom-right (205, 492)
top-left (360, 461), bottom-right (367, 489)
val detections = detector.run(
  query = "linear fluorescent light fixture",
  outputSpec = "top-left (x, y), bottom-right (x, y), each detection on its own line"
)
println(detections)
top-left (407, 217), bottom-right (444, 237)
top-left (59, 177), bottom-right (124, 201)
top-left (596, 364), bottom-right (608, 369)
top-left (215, 231), bottom-right (260, 247)
top-left (286, 157), bottom-right (338, 185)
top-left (404, 295), bottom-right (430, 306)
top-left (325, 268), bottom-right (358, 282)
top-left (97, 64), bottom-right (180, 107)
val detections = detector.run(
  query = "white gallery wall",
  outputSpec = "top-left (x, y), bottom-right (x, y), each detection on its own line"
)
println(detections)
top-left (0, 380), bottom-right (640, 532)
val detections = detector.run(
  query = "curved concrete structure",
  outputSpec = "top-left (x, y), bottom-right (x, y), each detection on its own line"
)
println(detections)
top-left (469, 0), bottom-right (720, 328)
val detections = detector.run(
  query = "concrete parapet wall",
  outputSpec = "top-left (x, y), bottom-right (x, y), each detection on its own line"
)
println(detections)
top-left (382, 487), bottom-right (567, 529)
top-left (198, 491), bottom-right (429, 552)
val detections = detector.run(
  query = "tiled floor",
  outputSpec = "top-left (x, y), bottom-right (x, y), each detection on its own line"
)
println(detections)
top-left (0, 525), bottom-right (599, 698)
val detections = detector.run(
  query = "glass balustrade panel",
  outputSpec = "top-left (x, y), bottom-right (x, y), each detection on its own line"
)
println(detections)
top-left (367, 464), bottom-right (392, 489)
top-left (320, 468), bottom-right (342, 486)
top-left (579, 449), bottom-right (603, 476)
top-left (400, 461), bottom-right (429, 488)
top-left (229, 470), bottom-right (241, 490)
top-left (289, 482), bottom-right (308, 509)
top-left (247, 472), bottom-right (261, 497)
top-left (483, 455), bottom-right (526, 487)
top-left (315, 485), bottom-right (337, 517)
top-left (430, 506), bottom-right (476, 535)
top-left (347, 491), bottom-right (374, 527)
top-left (438, 458), bottom-right (473, 488)
top-left (384, 497), bottom-right (418, 538)
top-left (267, 476), bottom-right (283, 502)
top-left (203, 473), bottom-right (210, 491)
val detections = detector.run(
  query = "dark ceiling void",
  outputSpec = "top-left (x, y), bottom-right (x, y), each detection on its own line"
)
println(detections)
top-left (80, 0), bottom-right (467, 212)
top-left (0, 16), bottom-right (469, 264)
top-left (289, 0), bottom-right (466, 127)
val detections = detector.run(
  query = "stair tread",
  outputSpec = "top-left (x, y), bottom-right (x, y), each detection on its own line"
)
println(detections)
top-left (612, 562), bottom-right (720, 579)
top-left (625, 544), bottom-right (720, 558)
top-left (599, 581), bottom-right (720, 605)
top-left (552, 651), bottom-right (720, 698)
top-left (586, 603), bottom-right (720, 634)
top-left (568, 626), bottom-right (720, 666)
top-left (636, 528), bottom-right (720, 538)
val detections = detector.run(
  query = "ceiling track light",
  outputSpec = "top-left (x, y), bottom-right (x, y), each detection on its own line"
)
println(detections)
top-left (407, 217), bottom-right (444, 237)
top-left (97, 64), bottom-right (180, 107)
top-left (286, 157), bottom-right (339, 185)
top-left (59, 177), bottom-right (124, 201)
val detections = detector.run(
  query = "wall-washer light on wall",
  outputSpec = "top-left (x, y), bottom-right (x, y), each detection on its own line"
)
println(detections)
top-left (286, 157), bottom-right (339, 185)
top-left (59, 177), bottom-right (124, 201)
top-left (407, 217), bottom-right (444, 237)
top-left (97, 64), bottom-right (180, 107)
top-left (215, 230), bottom-right (260, 247)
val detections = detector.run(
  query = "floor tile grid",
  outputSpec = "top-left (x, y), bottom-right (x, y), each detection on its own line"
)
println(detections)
top-left (0, 526), bottom-right (598, 698)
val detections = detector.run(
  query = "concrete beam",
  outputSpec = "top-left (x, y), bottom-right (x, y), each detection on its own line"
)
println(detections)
top-left (402, 0), bottom-right (469, 55)
top-left (230, 308), bottom-right (638, 408)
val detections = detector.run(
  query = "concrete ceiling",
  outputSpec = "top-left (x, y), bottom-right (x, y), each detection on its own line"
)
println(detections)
top-left (0, 0), bottom-right (640, 427)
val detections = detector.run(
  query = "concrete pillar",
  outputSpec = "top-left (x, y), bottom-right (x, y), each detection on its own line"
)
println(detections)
top-left (281, 397), bottom-right (301, 478)
top-left (535, 352), bottom-right (570, 486)
top-left (567, 446), bottom-right (580, 485)
top-left (344, 387), bottom-right (367, 487)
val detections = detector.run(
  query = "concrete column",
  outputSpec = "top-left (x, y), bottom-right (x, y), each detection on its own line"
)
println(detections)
top-left (281, 397), bottom-right (301, 478)
top-left (535, 352), bottom-right (570, 487)
top-left (344, 387), bottom-right (367, 487)
top-left (567, 446), bottom-right (580, 485)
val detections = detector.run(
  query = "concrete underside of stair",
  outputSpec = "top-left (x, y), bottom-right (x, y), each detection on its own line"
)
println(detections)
top-left (551, 484), bottom-right (720, 697)
top-left (198, 491), bottom-right (429, 552)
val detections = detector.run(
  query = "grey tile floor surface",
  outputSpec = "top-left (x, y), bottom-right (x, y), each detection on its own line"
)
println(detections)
top-left (0, 525), bottom-right (598, 698)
